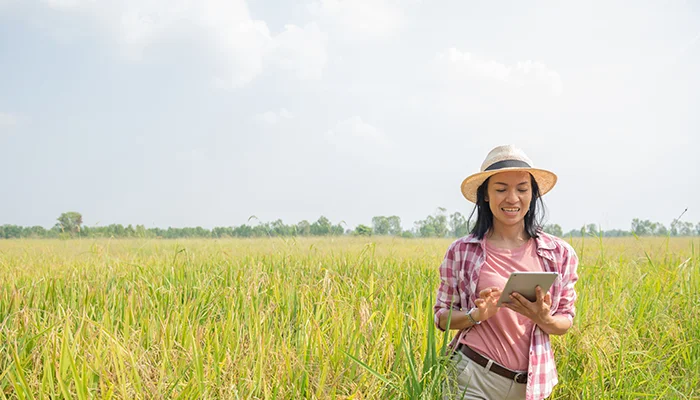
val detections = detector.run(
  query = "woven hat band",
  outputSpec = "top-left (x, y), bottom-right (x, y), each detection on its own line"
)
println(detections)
top-left (484, 159), bottom-right (531, 171)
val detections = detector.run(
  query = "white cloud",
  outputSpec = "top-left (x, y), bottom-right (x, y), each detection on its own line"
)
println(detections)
top-left (253, 108), bottom-right (294, 125)
top-left (308, 0), bottom-right (405, 40)
top-left (436, 48), bottom-right (563, 96)
top-left (175, 148), bottom-right (206, 163)
top-left (266, 23), bottom-right (328, 80)
top-left (0, 112), bottom-right (19, 129)
top-left (326, 116), bottom-right (391, 149)
top-left (39, 0), bottom-right (328, 88)
top-left (44, 0), bottom-right (89, 8)
top-left (279, 108), bottom-right (294, 119)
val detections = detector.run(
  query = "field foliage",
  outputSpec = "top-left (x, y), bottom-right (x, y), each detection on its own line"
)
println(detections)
top-left (0, 237), bottom-right (698, 399)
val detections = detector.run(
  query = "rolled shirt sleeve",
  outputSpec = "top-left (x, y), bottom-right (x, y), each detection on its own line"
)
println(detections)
top-left (554, 243), bottom-right (579, 325)
top-left (433, 243), bottom-right (462, 331)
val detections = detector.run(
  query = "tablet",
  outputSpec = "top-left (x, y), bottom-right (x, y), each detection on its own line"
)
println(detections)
top-left (497, 272), bottom-right (559, 306)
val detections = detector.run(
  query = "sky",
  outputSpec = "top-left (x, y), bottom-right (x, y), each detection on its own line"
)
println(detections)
top-left (1, 0), bottom-right (699, 233)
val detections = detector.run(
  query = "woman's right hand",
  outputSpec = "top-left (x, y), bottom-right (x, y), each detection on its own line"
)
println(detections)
top-left (473, 287), bottom-right (502, 322)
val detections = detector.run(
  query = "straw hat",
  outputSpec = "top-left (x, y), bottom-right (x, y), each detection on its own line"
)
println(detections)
top-left (460, 145), bottom-right (557, 203)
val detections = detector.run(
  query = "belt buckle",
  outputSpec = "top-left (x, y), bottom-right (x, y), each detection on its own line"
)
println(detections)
top-left (513, 372), bottom-right (527, 384)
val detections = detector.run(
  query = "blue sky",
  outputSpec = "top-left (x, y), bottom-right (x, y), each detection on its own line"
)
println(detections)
top-left (1, 0), bottom-right (699, 232)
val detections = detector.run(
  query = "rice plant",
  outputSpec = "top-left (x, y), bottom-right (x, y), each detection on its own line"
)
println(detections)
top-left (0, 237), bottom-right (697, 399)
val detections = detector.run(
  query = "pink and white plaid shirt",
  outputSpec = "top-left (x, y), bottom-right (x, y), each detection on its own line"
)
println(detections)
top-left (433, 231), bottom-right (579, 400)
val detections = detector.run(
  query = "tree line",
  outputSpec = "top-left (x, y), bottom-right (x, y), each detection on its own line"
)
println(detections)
top-left (1, 211), bottom-right (699, 239)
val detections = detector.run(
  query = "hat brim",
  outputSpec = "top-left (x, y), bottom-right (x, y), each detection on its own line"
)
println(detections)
top-left (460, 168), bottom-right (558, 203)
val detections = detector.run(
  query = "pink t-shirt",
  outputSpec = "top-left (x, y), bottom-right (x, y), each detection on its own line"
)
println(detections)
top-left (461, 238), bottom-right (545, 371)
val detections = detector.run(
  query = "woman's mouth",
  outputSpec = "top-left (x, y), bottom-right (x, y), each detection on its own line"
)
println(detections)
top-left (501, 207), bottom-right (521, 215)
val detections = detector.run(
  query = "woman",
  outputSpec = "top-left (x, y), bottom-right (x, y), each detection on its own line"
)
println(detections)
top-left (434, 145), bottom-right (579, 400)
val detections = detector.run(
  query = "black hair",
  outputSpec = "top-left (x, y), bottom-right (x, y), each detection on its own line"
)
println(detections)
top-left (467, 173), bottom-right (546, 240)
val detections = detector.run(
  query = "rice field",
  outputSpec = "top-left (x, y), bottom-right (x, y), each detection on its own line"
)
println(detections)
top-left (0, 236), bottom-right (698, 399)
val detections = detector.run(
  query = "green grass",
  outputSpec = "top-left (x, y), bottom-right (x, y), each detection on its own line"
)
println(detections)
top-left (0, 237), bottom-right (698, 399)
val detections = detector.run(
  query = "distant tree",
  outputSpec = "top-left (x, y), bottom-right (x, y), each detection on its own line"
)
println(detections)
top-left (654, 223), bottom-right (668, 236)
top-left (212, 227), bottom-right (233, 238)
top-left (110, 224), bottom-right (126, 237)
top-left (252, 222), bottom-right (271, 237)
top-left (372, 216), bottom-right (390, 235)
top-left (5, 214), bottom-right (700, 239)
top-left (585, 224), bottom-right (599, 236)
top-left (271, 219), bottom-right (293, 236)
top-left (449, 212), bottom-right (469, 237)
top-left (602, 229), bottom-right (632, 237)
top-left (676, 221), bottom-right (694, 236)
top-left (310, 216), bottom-right (332, 236)
top-left (27, 225), bottom-right (47, 238)
top-left (331, 222), bottom-right (345, 236)
top-left (631, 219), bottom-right (671, 236)
top-left (563, 228), bottom-right (582, 237)
top-left (632, 218), bottom-right (650, 236)
top-left (296, 220), bottom-right (311, 236)
top-left (232, 224), bottom-right (254, 237)
top-left (57, 212), bottom-right (83, 235)
top-left (135, 224), bottom-right (151, 238)
top-left (543, 224), bottom-right (563, 237)
top-left (193, 226), bottom-right (210, 238)
top-left (49, 224), bottom-right (62, 238)
top-left (1, 225), bottom-right (22, 238)
top-left (415, 220), bottom-right (436, 237)
top-left (354, 224), bottom-right (372, 236)
top-left (670, 208), bottom-right (689, 236)
top-left (415, 207), bottom-right (448, 237)
top-left (387, 216), bottom-right (402, 236)
top-left (436, 207), bottom-right (448, 236)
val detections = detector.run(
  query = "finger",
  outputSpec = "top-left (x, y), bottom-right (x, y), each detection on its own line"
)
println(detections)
top-left (510, 292), bottom-right (526, 306)
top-left (480, 287), bottom-right (502, 299)
top-left (513, 294), bottom-right (535, 313)
top-left (504, 297), bottom-right (529, 313)
top-left (535, 286), bottom-right (544, 305)
top-left (482, 287), bottom-right (500, 298)
top-left (491, 291), bottom-right (504, 305)
top-left (544, 292), bottom-right (551, 306)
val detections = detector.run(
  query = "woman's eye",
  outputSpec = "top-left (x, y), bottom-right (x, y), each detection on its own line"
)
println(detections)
top-left (496, 190), bottom-right (506, 193)
top-left (518, 189), bottom-right (529, 193)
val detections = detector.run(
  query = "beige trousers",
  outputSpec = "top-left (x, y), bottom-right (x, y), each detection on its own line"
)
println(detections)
top-left (443, 351), bottom-right (527, 400)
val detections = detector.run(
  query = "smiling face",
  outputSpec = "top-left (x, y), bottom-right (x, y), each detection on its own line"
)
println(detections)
top-left (485, 171), bottom-right (533, 231)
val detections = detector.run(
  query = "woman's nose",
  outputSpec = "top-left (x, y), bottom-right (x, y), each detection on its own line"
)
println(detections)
top-left (507, 190), bottom-right (519, 203)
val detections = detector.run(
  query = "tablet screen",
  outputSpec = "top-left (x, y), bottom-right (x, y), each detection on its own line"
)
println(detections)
top-left (497, 272), bottom-right (559, 306)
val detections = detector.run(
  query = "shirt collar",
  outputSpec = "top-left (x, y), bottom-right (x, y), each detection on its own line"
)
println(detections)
top-left (464, 231), bottom-right (557, 252)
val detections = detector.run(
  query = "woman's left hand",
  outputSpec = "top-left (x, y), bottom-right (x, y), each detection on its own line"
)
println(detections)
top-left (503, 286), bottom-right (554, 326)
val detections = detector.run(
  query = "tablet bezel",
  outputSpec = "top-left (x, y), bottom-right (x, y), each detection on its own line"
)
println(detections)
top-left (497, 272), bottom-right (559, 306)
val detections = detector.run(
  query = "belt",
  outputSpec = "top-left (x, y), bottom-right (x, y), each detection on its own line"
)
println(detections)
top-left (456, 344), bottom-right (528, 384)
